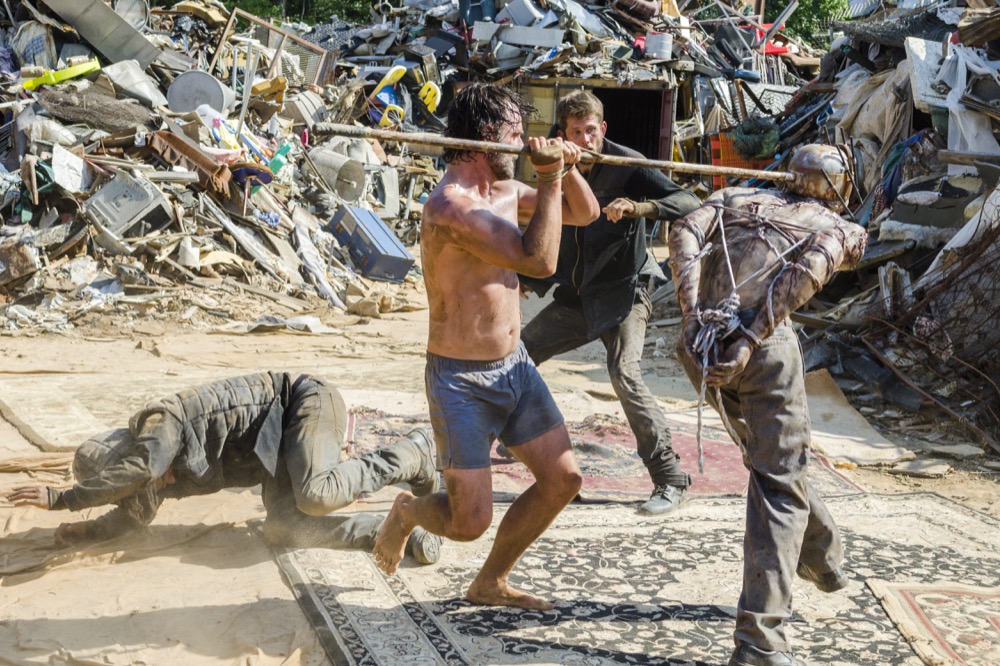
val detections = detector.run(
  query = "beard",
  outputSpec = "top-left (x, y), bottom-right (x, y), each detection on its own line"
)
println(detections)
top-left (487, 152), bottom-right (516, 180)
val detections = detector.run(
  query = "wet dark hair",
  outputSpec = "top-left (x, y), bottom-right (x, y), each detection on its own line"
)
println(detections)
top-left (443, 83), bottom-right (537, 164)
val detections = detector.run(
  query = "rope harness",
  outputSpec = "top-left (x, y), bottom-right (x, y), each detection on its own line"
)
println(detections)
top-left (683, 202), bottom-right (815, 471)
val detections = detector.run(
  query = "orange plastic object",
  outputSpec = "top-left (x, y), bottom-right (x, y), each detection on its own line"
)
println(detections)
top-left (709, 133), bottom-right (774, 190)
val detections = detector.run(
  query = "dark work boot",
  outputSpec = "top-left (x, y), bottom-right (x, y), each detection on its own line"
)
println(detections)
top-left (406, 527), bottom-right (442, 565)
top-left (374, 427), bottom-right (439, 497)
top-left (401, 427), bottom-right (439, 496)
top-left (638, 483), bottom-right (688, 516)
top-left (729, 642), bottom-right (800, 666)
top-left (796, 562), bottom-right (849, 593)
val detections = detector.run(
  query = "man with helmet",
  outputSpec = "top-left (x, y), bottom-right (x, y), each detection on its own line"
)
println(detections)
top-left (7, 371), bottom-right (442, 564)
top-left (785, 143), bottom-right (854, 211)
top-left (668, 144), bottom-right (867, 666)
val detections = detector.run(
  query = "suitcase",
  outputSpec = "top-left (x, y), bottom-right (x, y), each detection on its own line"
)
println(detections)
top-left (329, 205), bottom-right (414, 283)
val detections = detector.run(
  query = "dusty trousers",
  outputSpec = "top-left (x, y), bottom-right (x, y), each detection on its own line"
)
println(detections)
top-left (261, 378), bottom-right (427, 549)
top-left (522, 287), bottom-right (690, 488)
top-left (678, 321), bottom-right (843, 652)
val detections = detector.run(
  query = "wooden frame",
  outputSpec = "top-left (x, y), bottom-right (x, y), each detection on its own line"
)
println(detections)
top-left (207, 7), bottom-right (330, 87)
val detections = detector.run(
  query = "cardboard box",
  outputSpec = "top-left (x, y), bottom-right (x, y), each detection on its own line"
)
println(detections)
top-left (330, 205), bottom-right (414, 282)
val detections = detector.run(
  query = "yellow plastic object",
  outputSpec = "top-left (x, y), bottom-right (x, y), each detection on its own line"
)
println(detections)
top-left (378, 104), bottom-right (405, 128)
top-left (418, 82), bottom-right (441, 113)
top-left (252, 76), bottom-right (287, 105)
top-left (368, 65), bottom-right (406, 101)
top-left (22, 58), bottom-right (101, 92)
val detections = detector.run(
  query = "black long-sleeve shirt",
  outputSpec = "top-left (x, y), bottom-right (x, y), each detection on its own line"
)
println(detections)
top-left (521, 138), bottom-right (701, 338)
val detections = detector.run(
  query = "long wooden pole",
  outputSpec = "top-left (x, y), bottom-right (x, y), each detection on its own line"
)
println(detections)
top-left (313, 123), bottom-right (796, 183)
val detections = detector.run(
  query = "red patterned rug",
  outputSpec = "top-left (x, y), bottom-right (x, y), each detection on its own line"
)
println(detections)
top-left (346, 409), bottom-right (862, 502)
top-left (869, 580), bottom-right (1000, 666)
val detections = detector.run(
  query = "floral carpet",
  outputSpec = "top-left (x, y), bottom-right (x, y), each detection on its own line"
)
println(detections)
top-left (344, 409), bottom-right (863, 502)
top-left (868, 580), bottom-right (1000, 666)
top-left (273, 493), bottom-right (1000, 666)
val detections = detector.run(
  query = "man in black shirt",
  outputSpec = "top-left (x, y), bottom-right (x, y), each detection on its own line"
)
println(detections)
top-left (520, 91), bottom-right (700, 515)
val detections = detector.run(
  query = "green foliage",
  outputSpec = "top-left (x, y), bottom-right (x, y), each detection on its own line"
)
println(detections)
top-left (150, 0), bottom-right (368, 24)
top-left (311, 0), bottom-right (370, 23)
top-left (224, 0), bottom-right (282, 19)
top-left (764, 0), bottom-right (850, 47)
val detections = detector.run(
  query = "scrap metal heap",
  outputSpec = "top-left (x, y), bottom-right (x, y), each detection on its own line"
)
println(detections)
top-left (0, 0), bottom-right (825, 335)
top-left (803, 1), bottom-right (1000, 457)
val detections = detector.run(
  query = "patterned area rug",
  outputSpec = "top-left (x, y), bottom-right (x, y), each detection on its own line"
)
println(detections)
top-left (273, 493), bottom-right (1000, 666)
top-left (345, 409), bottom-right (863, 502)
top-left (868, 580), bottom-right (1000, 666)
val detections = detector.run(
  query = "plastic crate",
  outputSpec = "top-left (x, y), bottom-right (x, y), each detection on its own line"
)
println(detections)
top-left (709, 133), bottom-right (774, 190)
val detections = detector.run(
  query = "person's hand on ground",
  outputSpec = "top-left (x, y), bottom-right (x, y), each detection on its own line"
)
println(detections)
top-left (7, 485), bottom-right (50, 509)
top-left (54, 522), bottom-right (88, 549)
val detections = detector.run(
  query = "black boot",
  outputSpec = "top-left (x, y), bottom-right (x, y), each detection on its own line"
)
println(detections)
top-left (406, 527), bottom-right (442, 565)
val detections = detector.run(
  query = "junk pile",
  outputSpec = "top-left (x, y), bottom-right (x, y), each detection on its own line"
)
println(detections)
top-left (0, 0), bottom-right (997, 457)
top-left (301, 0), bottom-right (826, 182)
top-left (713, 1), bottom-right (1000, 459)
top-left (0, 0), bottom-right (436, 335)
top-left (0, 0), bottom-right (830, 338)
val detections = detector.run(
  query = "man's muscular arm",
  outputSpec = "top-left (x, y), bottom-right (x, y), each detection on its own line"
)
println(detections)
top-left (560, 163), bottom-right (600, 226)
top-left (434, 139), bottom-right (576, 278)
top-left (519, 139), bottom-right (572, 276)
top-left (517, 141), bottom-right (599, 227)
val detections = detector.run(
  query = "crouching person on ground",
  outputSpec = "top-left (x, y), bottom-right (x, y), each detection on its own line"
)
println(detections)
top-left (8, 371), bottom-right (441, 564)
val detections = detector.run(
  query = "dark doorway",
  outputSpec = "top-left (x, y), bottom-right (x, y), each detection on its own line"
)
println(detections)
top-left (591, 87), bottom-right (667, 160)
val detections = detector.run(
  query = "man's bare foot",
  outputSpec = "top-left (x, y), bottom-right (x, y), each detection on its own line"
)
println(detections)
top-left (466, 577), bottom-right (555, 611)
top-left (373, 491), bottom-right (416, 575)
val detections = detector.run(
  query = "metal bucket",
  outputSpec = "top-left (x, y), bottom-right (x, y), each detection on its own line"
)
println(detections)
top-left (307, 147), bottom-right (367, 202)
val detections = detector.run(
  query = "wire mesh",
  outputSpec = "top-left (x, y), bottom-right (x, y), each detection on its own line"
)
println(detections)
top-left (862, 194), bottom-right (1000, 451)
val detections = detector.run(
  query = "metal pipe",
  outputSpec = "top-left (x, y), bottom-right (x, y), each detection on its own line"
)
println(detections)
top-left (312, 123), bottom-right (796, 183)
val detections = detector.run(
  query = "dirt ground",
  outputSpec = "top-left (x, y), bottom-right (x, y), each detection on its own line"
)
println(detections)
top-left (1, 245), bottom-right (997, 665)
top-left (2, 244), bottom-right (997, 519)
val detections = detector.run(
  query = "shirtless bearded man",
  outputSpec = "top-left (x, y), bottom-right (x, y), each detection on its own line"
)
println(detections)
top-left (372, 83), bottom-right (600, 610)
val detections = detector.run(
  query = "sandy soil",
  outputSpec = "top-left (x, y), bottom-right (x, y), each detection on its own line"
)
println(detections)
top-left (1, 245), bottom-right (996, 518)
top-left (0, 246), bottom-right (996, 665)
